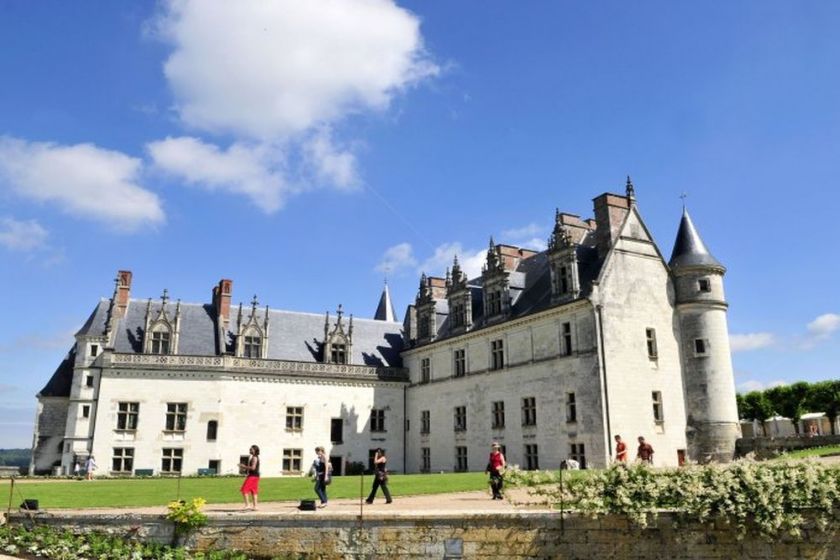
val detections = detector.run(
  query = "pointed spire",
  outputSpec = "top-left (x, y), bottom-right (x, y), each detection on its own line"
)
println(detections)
top-left (669, 208), bottom-right (723, 270)
top-left (626, 175), bottom-right (636, 203)
top-left (374, 280), bottom-right (398, 322)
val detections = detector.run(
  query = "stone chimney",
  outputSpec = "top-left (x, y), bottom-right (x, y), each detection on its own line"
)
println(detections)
top-left (115, 270), bottom-right (132, 318)
top-left (593, 193), bottom-right (631, 258)
top-left (213, 279), bottom-right (233, 326)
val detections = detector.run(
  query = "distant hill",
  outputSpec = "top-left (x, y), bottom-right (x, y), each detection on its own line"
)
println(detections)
top-left (0, 448), bottom-right (31, 468)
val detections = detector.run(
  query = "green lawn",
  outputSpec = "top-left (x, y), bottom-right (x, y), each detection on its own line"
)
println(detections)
top-left (0, 472), bottom-right (488, 509)
top-left (776, 445), bottom-right (840, 460)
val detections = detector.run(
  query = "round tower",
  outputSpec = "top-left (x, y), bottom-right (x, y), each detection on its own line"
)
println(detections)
top-left (669, 208), bottom-right (740, 463)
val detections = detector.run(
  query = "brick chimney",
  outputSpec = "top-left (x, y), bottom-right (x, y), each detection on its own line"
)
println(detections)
top-left (115, 270), bottom-right (132, 318)
top-left (213, 279), bottom-right (233, 325)
top-left (593, 193), bottom-right (631, 258)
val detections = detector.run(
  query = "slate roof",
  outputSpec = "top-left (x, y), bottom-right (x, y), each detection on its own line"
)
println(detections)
top-left (38, 347), bottom-right (75, 397)
top-left (669, 208), bottom-right (724, 270)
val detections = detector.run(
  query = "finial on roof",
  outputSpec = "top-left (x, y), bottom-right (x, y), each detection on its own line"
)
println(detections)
top-left (250, 294), bottom-right (259, 311)
top-left (626, 175), bottom-right (636, 202)
top-left (161, 289), bottom-right (169, 306)
top-left (680, 192), bottom-right (688, 211)
top-left (337, 304), bottom-right (344, 322)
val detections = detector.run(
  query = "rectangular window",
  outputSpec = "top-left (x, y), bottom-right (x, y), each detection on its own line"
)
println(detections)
top-left (282, 448), bottom-right (303, 472)
top-left (525, 444), bottom-right (539, 470)
top-left (161, 448), bottom-right (183, 474)
top-left (418, 314), bottom-right (430, 339)
top-left (455, 446), bottom-right (468, 472)
top-left (420, 410), bottom-right (431, 434)
top-left (652, 391), bottom-right (664, 423)
top-left (90, 344), bottom-right (99, 357)
top-left (452, 302), bottom-right (465, 328)
top-left (570, 443), bottom-right (586, 469)
top-left (116, 402), bottom-right (139, 430)
top-left (566, 393), bottom-right (577, 423)
top-left (286, 406), bottom-right (304, 431)
top-left (370, 409), bottom-right (386, 432)
top-left (694, 338), bottom-right (708, 356)
top-left (331, 343), bottom-right (347, 364)
top-left (698, 278), bottom-right (711, 292)
top-left (85, 375), bottom-right (94, 388)
top-left (244, 335), bottom-right (262, 358)
top-left (330, 418), bottom-right (343, 444)
top-left (82, 405), bottom-right (90, 418)
top-left (421, 447), bottom-right (431, 473)
top-left (558, 265), bottom-right (570, 295)
top-left (112, 447), bottom-right (134, 473)
top-left (208, 460), bottom-right (220, 474)
top-left (206, 420), bottom-right (218, 441)
top-left (646, 328), bottom-right (658, 359)
top-left (491, 401), bottom-right (505, 429)
top-left (522, 397), bottom-right (537, 427)
top-left (165, 403), bottom-right (187, 432)
top-left (420, 358), bottom-right (431, 383)
top-left (562, 322), bottom-right (573, 356)
top-left (151, 331), bottom-right (171, 354)
top-left (491, 339), bottom-right (504, 370)
top-left (454, 406), bottom-right (467, 432)
top-left (487, 290), bottom-right (502, 316)
top-left (453, 349), bottom-right (466, 377)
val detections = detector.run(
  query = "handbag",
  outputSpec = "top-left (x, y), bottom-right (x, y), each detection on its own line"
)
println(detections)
top-left (376, 469), bottom-right (389, 483)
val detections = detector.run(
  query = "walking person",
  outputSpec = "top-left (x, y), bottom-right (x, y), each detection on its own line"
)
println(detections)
top-left (311, 446), bottom-right (331, 508)
top-left (636, 436), bottom-right (655, 464)
top-left (366, 448), bottom-right (392, 504)
top-left (239, 444), bottom-right (260, 510)
top-left (85, 455), bottom-right (97, 480)
top-left (73, 461), bottom-right (81, 478)
top-left (485, 442), bottom-right (506, 500)
top-left (614, 434), bottom-right (628, 463)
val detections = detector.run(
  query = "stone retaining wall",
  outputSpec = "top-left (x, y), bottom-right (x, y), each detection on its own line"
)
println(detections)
top-left (736, 434), bottom-right (840, 458)
top-left (8, 510), bottom-right (839, 559)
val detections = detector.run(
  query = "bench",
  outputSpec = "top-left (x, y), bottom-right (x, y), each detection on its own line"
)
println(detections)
top-left (134, 469), bottom-right (154, 476)
top-left (197, 468), bottom-right (217, 476)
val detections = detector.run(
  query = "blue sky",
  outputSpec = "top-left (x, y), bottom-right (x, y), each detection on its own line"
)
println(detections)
top-left (0, 1), bottom-right (838, 447)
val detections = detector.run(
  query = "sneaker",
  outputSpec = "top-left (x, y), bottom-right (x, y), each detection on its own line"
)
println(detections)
top-left (385, 500), bottom-right (393, 504)
top-left (365, 500), bottom-right (373, 504)
top-left (318, 503), bottom-right (327, 508)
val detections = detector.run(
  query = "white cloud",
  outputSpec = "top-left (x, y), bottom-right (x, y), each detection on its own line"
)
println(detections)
top-left (736, 378), bottom-right (788, 393)
top-left (418, 242), bottom-right (486, 280)
top-left (303, 129), bottom-right (360, 190)
top-left (807, 313), bottom-right (840, 340)
top-left (153, 0), bottom-right (438, 140)
top-left (730, 332), bottom-right (775, 353)
top-left (147, 137), bottom-right (290, 213)
top-left (0, 217), bottom-right (48, 251)
top-left (502, 223), bottom-right (542, 240)
top-left (0, 137), bottom-right (164, 231)
top-left (375, 242), bottom-right (417, 274)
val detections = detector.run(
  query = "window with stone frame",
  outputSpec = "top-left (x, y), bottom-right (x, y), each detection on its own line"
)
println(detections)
top-left (420, 358), bottom-right (431, 383)
top-left (453, 349), bottom-right (466, 377)
top-left (698, 278), bottom-right (712, 293)
top-left (112, 447), bottom-right (134, 473)
top-left (486, 290), bottom-right (502, 316)
top-left (421, 447), bottom-right (431, 473)
top-left (491, 401), bottom-right (505, 429)
top-left (418, 312), bottom-right (431, 339)
top-left (451, 302), bottom-right (466, 328)
top-left (522, 397), bottom-right (537, 427)
top-left (206, 420), bottom-right (218, 441)
top-left (286, 406), bottom-right (304, 431)
top-left (646, 328), bottom-right (658, 359)
top-left (82, 405), bottom-right (90, 418)
top-left (331, 343), bottom-right (347, 364)
top-left (243, 334), bottom-right (262, 358)
top-left (694, 338), bottom-right (709, 356)
top-left (165, 403), bottom-right (187, 432)
top-left (490, 339), bottom-right (504, 370)
top-left (420, 410), bottom-right (431, 434)
top-left (454, 406), bottom-right (467, 432)
top-left (90, 344), bottom-right (99, 357)
top-left (282, 448), bottom-right (303, 472)
top-left (455, 446), bottom-right (468, 472)
top-left (569, 442), bottom-right (586, 469)
top-left (161, 448), bottom-right (183, 474)
top-left (85, 374), bottom-right (94, 388)
top-left (652, 391), bottom-right (664, 423)
top-left (331, 418), bottom-right (343, 444)
top-left (116, 402), bottom-right (139, 430)
top-left (524, 444), bottom-right (540, 470)
top-left (370, 408), bottom-right (386, 432)
top-left (150, 329), bottom-right (171, 355)
top-left (566, 393), bottom-right (577, 423)
top-left (557, 265), bottom-right (570, 295)
top-left (562, 322), bottom-right (573, 356)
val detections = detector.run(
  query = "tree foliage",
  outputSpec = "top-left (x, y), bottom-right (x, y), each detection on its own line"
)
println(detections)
top-left (742, 379), bottom-right (839, 435)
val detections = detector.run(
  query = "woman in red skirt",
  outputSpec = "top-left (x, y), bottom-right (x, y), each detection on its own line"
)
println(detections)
top-left (239, 444), bottom-right (260, 510)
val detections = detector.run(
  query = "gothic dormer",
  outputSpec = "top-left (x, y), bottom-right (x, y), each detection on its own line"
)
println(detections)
top-left (481, 238), bottom-right (510, 322)
top-left (143, 289), bottom-right (181, 355)
top-left (415, 273), bottom-right (437, 344)
top-left (235, 295), bottom-right (269, 359)
top-left (548, 209), bottom-right (581, 304)
top-left (446, 255), bottom-right (472, 334)
top-left (323, 304), bottom-right (353, 364)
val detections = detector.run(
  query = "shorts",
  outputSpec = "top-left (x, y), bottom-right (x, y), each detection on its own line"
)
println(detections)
top-left (241, 475), bottom-right (260, 494)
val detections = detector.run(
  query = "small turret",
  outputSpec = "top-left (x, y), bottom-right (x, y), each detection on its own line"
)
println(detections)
top-left (374, 281), bottom-right (397, 322)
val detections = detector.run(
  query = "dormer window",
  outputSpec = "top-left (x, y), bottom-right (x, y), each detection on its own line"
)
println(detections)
top-left (418, 313), bottom-right (431, 339)
top-left (235, 296), bottom-right (270, 359)
top-left (151, 329), bottom-right (171, 354)
top-left (451, 303), bottom-right (466, 328)
top-left (331, 343), bottom-right (347, 364)
top-left (243, 334), bottom-right (262, 358)
top-left (486, 290), bottom-right (502, 316)
top-left (323, 304), bottom-right (353, 364)
top-left (557, 266), bottom-right (570, 295)
top-left (143, 289), bottom-right (181, 355)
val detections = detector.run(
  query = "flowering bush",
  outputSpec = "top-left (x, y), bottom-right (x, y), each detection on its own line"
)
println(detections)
top-left (506, 460), bottom-right (840, 538)
top-left (166, 497), bottom-right (208, 533)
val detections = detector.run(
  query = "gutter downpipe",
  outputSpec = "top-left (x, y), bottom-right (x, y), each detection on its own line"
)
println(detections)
top-left (402, 384), bottom-right (407, 474)
top-left (595, 304), bottom-right (613, 462)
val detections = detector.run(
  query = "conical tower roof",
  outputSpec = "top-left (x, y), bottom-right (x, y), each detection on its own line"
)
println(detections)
top-left (669, 208), bottom-right (724, 270)
top-left (374, 282), bottom-right (397, 322)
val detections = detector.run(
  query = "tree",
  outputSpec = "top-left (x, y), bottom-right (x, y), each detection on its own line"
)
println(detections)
top-left (767, 383), bottom-right (810, 435)
top-left (807, 380), bottom-right (840, 435)
top-left (742, 391), bottom-right (774, 437)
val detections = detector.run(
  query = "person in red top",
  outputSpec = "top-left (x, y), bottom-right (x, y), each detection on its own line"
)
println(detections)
top-left (636, 436), bottom-right (654, 464)
top-left (485, 442), bottom-right (506, 500)
top-left (614, 434), bottom-right (628, 463)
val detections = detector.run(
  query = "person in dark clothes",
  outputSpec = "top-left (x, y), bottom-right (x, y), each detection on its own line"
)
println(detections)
top-left (312, 446), bottom-right (331, 508)
top-left (365, 448), bottom-right (392, 504)
top-left (239, 444), bottom-right (260, 510)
